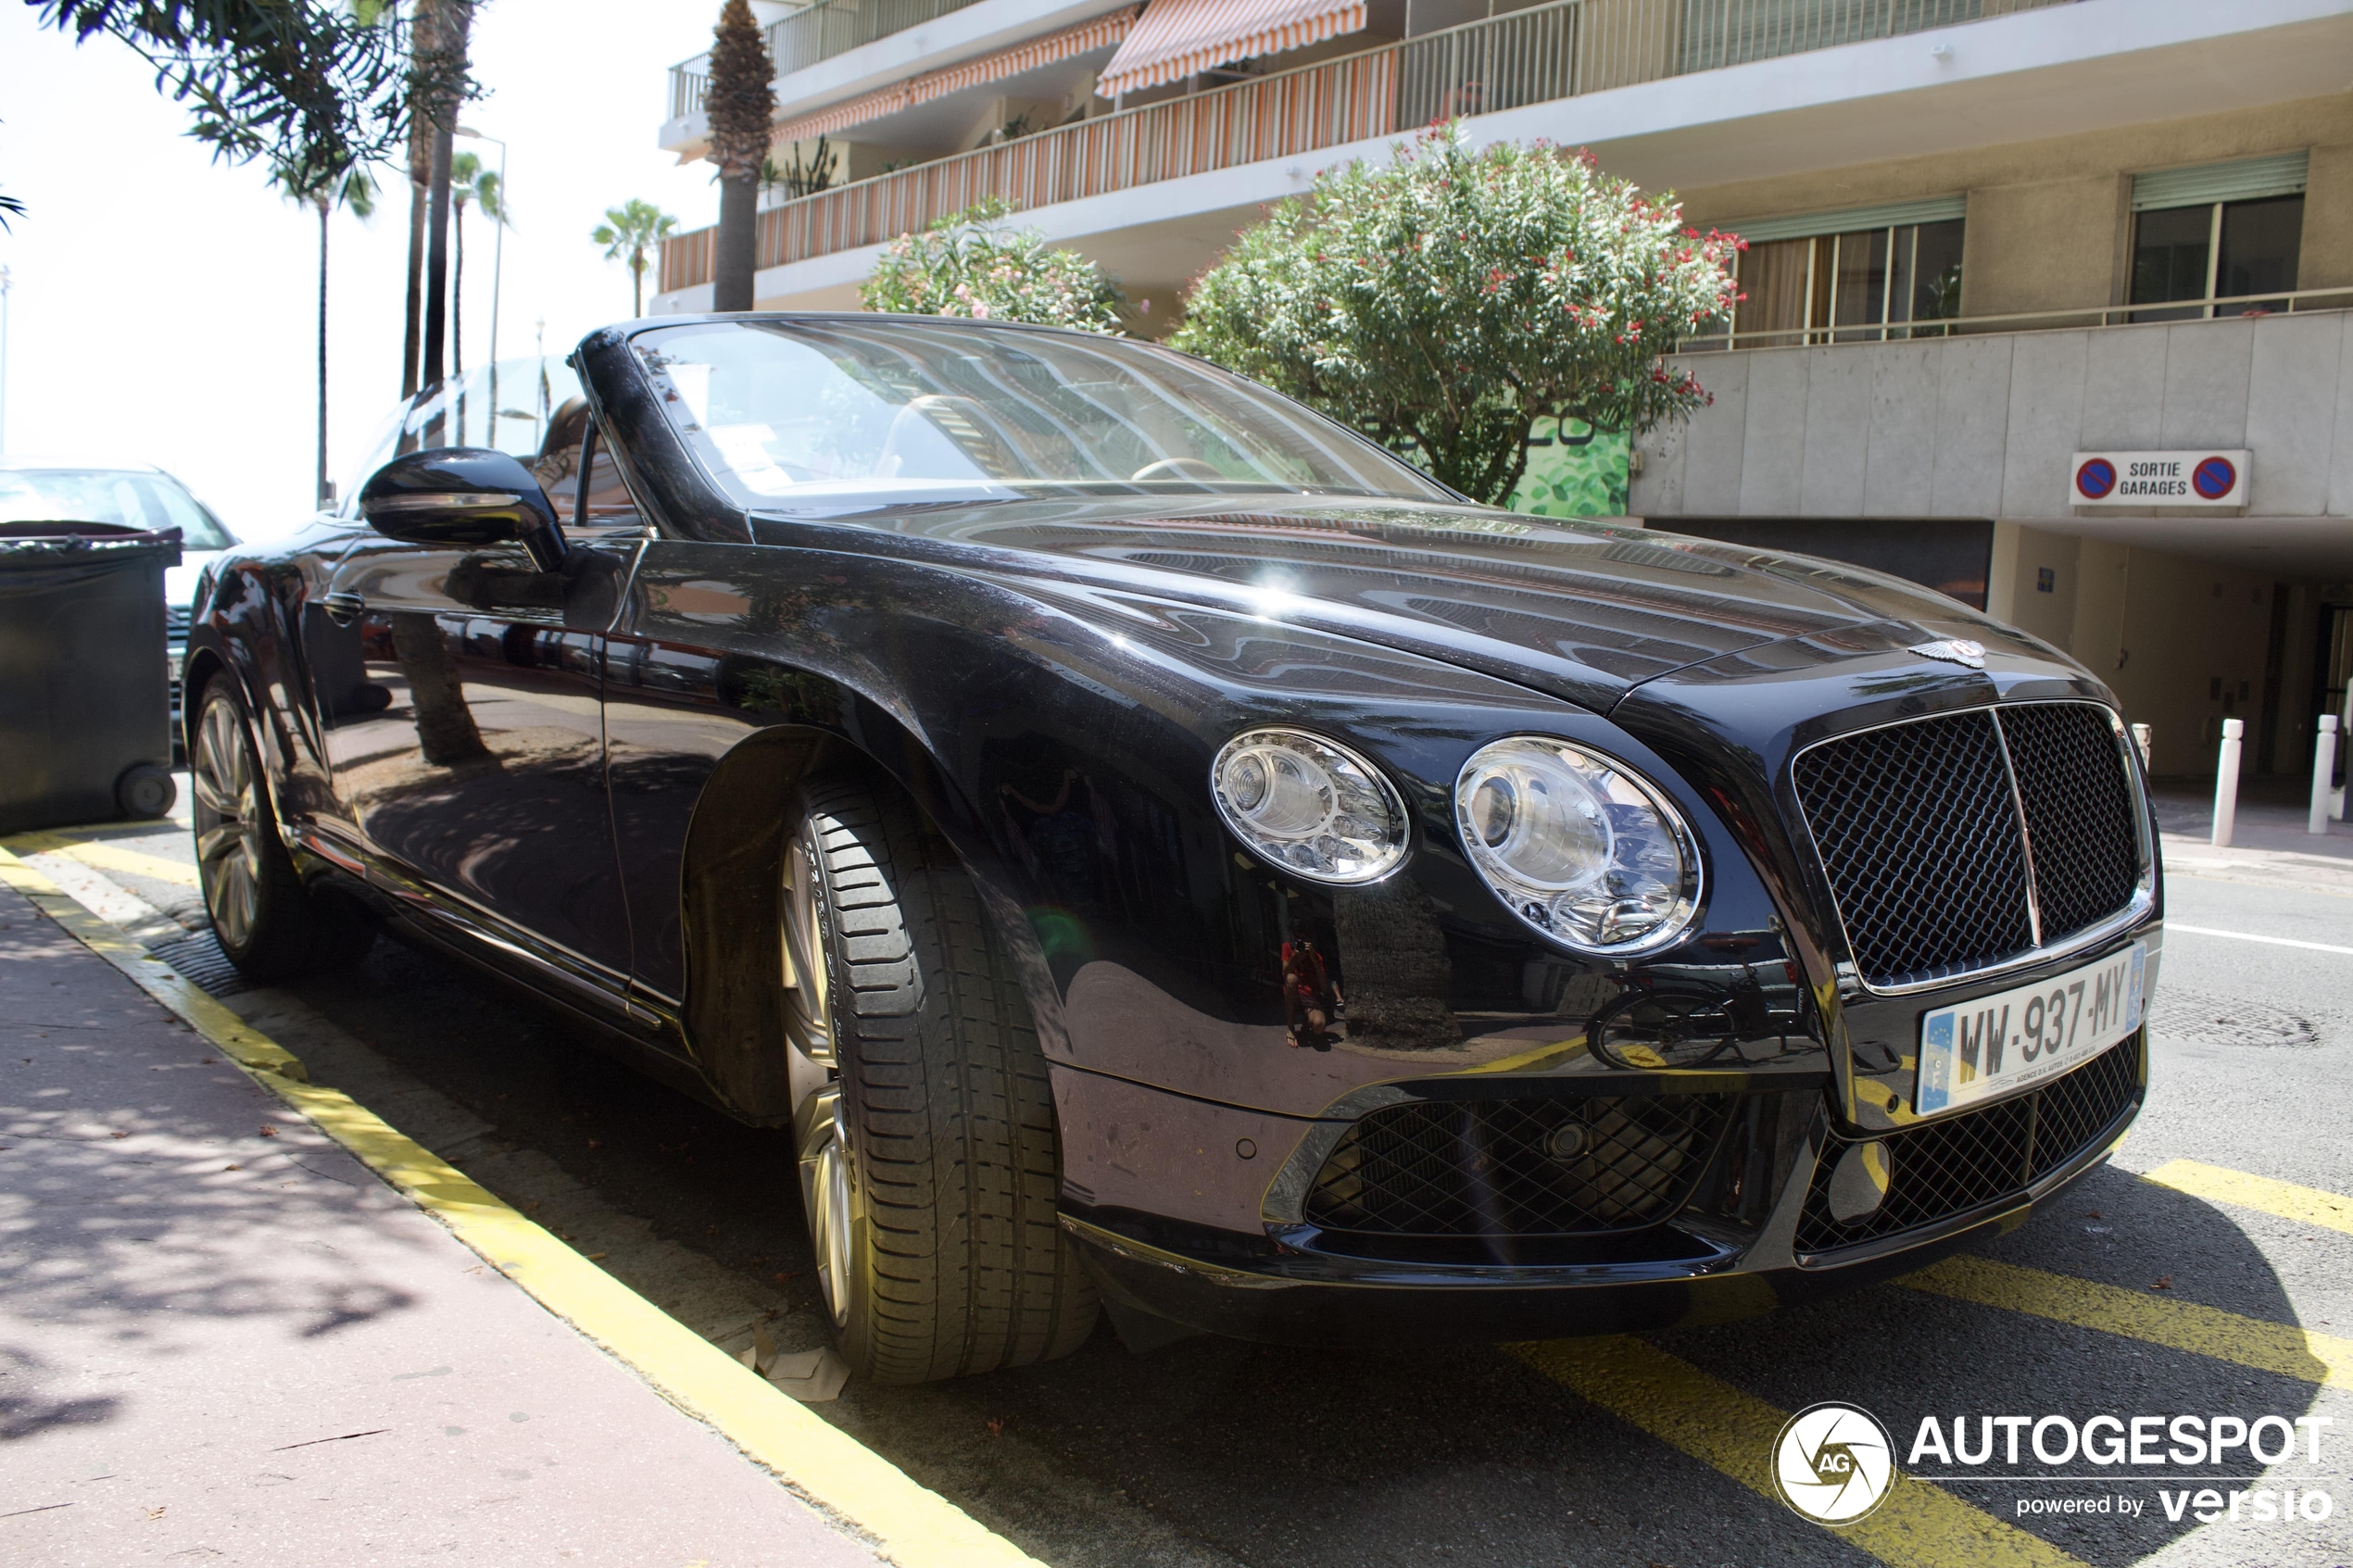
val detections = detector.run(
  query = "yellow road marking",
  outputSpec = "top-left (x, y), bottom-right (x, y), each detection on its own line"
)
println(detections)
top-left (1465, 1034), bottom-right (1587, 1074)
top-left (1510, 1336), bottom-right (2090, 1568)
top-left (5, 830), bottom-right (201, 888)
top-left (0, 847), bottom-right (1041, 1568)
top-left (2142, 1159), bottom-right (2353, 1237)
top-left (1900, 1256), bottom-right (2348, 1389)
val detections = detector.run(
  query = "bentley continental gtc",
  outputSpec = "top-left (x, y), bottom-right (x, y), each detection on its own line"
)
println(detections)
top-left (183, 316), bottom-right (2159, 1384)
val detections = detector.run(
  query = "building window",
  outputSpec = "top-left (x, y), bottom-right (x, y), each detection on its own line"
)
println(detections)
top-left (1729, 217), bottom-right (1964, 349)
top-left (2127, 153), bottom-right (2307, 322)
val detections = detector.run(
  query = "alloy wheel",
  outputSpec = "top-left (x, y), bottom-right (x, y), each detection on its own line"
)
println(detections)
top-left (784, 830), bottom-right (852, 1328)
top-left (798, 1085), bottom-right (855, 1330)
top-left (191, 693), bottom-right (262, 951)
top-left (779, 836), bottom-right (833, 1063)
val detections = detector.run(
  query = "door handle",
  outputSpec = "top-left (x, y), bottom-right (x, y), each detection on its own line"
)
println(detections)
top-left (321, 591), bottom-right (366, 626)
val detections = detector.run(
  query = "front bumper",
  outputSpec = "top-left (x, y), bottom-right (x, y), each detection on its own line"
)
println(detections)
top-left (1055, 1022), bottom-right (2145, 1347)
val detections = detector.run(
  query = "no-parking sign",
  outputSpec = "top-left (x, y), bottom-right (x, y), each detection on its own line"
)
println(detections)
top-left (2070, 449), bottom-right (2249, 508)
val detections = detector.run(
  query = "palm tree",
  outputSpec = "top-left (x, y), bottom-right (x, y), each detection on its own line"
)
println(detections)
top-left (706, 0), bottom-right (777, 312)
top-left (274, 159), bottom-right (378, 508)
top-left (594, 200), bottom-right (679, 318)
top-left (449, 150), bottom-right (507, 377)
top-left (402, 0), bottom-right (472, 396)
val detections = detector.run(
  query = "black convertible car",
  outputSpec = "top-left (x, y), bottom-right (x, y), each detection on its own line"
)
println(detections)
top-left (185, 315), bottom-right (2159, 1385)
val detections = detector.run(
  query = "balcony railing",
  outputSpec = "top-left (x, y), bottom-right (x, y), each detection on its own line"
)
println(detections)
top-left (1679, 285), bottom-right (2353, 352)
top-left (672, 0), bottom-right (992, 121)
top-left (661, 0), bottom-right (2079, 291)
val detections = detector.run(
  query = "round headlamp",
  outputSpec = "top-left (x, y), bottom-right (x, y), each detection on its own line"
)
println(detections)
top-left (1211, 728), bottom-right (1409, 884)
top-left (1454, 736), bottom-right (1701, 955)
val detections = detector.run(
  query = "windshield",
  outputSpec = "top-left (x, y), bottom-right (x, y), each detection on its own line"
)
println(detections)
top-left (632, 319), bottom-right (1453, 512)
top-left (0, 468), bottom-right (235, 548)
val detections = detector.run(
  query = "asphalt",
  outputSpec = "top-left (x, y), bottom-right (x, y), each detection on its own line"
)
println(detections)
top-left (8, 780), bottom-right (2351, 1568)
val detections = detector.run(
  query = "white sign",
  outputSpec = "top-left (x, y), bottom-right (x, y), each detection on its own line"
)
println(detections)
top-left (2071, 449), bottom-right (2249, 508)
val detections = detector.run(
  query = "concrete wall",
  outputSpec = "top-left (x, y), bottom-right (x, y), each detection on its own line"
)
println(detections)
top-left (2305, 142), bottom-right (2353, 293)
top-left (1631, 310), bottom-right (2353, 524)
top-left (1634, 311), bottom-right (2352, 777)
top-left (1679, 94), bottom-right (2353, 317)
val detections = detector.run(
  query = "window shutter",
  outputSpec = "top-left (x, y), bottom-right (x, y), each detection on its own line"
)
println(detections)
top-left (1719, 196), bottom-right (1968, 245)
top-left (2131, 152), bottom-right (2309, 212)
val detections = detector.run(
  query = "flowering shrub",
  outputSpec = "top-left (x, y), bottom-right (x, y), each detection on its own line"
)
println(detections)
top-left (862, 197), bottom-right (1124, 332)
top-left (1172, 124), bottom-right (1742, 505)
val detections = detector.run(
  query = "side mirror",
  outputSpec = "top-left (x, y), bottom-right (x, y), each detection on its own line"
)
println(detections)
top-left (359, 447), bottom-right (566, 572)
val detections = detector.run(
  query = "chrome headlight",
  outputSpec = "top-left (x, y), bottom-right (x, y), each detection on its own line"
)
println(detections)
top-left (1454, 736), bottom-right (1701, 954)
top-left (1211, 728), bottom-right (1409, 884)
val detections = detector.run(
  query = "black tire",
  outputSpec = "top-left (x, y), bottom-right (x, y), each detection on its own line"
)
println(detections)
top-left (189, 675), bottom-right (375, 981)
top-left (791, 773), bottom-right (1098, 1385)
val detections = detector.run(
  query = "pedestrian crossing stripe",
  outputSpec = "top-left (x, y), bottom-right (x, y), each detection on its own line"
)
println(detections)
top-left (1899, 1255), bottom-right (2349, 1389)
top-left (1510, 1336), bottom-right (2092, 1568)
top-left (2141, 1159), bottom-right (2353, 1237)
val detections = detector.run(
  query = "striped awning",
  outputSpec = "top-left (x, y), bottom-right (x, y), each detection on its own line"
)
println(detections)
top-left (1095, 0), bottom-right (1365, 99)
top-left (772, 8), bottom-right (1139, 145)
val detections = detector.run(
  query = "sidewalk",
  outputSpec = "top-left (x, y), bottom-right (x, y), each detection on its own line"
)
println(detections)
top-left (0, 873), bottom-right (889, 1566)
top-left (2148, 778), bottom-right (2353, 903)
top-left (2150, 775), bottom-right (2353, 861)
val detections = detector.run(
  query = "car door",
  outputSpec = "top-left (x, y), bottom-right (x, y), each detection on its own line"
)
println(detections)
top-left (311, 417), bottom-right (641, 1000)
top-left (598, 533), bottom-right (761, 1013)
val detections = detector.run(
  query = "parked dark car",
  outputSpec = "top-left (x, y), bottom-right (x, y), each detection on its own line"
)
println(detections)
top-left (184, 316), bottom-right (2160, 1385)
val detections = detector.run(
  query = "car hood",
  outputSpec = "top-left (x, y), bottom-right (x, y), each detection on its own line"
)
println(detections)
top-left (749, 494), bottom-right (2053, 713)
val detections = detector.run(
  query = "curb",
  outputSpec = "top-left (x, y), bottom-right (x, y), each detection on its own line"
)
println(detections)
top-left (0, 847), bottom-right (1044, 1568)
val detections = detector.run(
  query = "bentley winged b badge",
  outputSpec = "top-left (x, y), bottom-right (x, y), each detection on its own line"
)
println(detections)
top-left (1907, 638), bottom-right (1986, 669)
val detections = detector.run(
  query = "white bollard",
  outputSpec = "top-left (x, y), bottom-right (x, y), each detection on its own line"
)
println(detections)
top-left (2316, 716), bottom-right (2342, 835)
top-left (2212, 718), bottom-right (2245, 847)
top-left (2131, 723), bottom-right (2153, 773)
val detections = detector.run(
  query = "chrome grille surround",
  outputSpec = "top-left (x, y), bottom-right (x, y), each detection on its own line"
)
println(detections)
top-left (1791, 701), bottom-right (2154, 996)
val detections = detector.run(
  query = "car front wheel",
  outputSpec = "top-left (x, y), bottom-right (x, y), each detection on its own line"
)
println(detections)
top-left (784, 775), bottom-right (1098, 1385)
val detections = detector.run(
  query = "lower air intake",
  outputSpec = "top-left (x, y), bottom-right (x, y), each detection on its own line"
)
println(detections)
top-left (1796, 1035), bottom-right (2143, 1257)
top-left (1304, 1093), bottom-right (1735, 1238)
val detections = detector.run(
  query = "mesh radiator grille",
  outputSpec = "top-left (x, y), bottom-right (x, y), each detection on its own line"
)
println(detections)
top-left (2001, 704), bottom-right (2144, 939)
top-left (1793, 703), bottom-right (2142, 988)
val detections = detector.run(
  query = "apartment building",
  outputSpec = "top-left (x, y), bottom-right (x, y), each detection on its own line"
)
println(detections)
top-left (652, 0), bottom-right (2353, 782)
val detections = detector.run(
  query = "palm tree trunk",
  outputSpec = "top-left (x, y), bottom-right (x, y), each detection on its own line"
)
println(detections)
top-left (317, 199), bottom-right (331, 508)
top-left (401, 179), bottom-right (426, 398)
top-left (399, 1), bottom-right (437, 401)
top-left (714, 172), bottom-right (757, 312)
top-left (452, 203), bottom-right (465, 379)
top-left (631, 253), bottom-right (645, 318)
top-left (423, 122), bottom-right (454, 392)
top-left (415, 0), bottom-right (472, 398)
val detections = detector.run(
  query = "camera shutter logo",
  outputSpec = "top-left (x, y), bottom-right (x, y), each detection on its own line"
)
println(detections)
top-left (1771, 1402), bottom-right (1896, 1524)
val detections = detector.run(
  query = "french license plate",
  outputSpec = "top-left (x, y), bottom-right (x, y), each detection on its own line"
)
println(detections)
top-left (1915, 943), bottom-right (2146, 1118)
